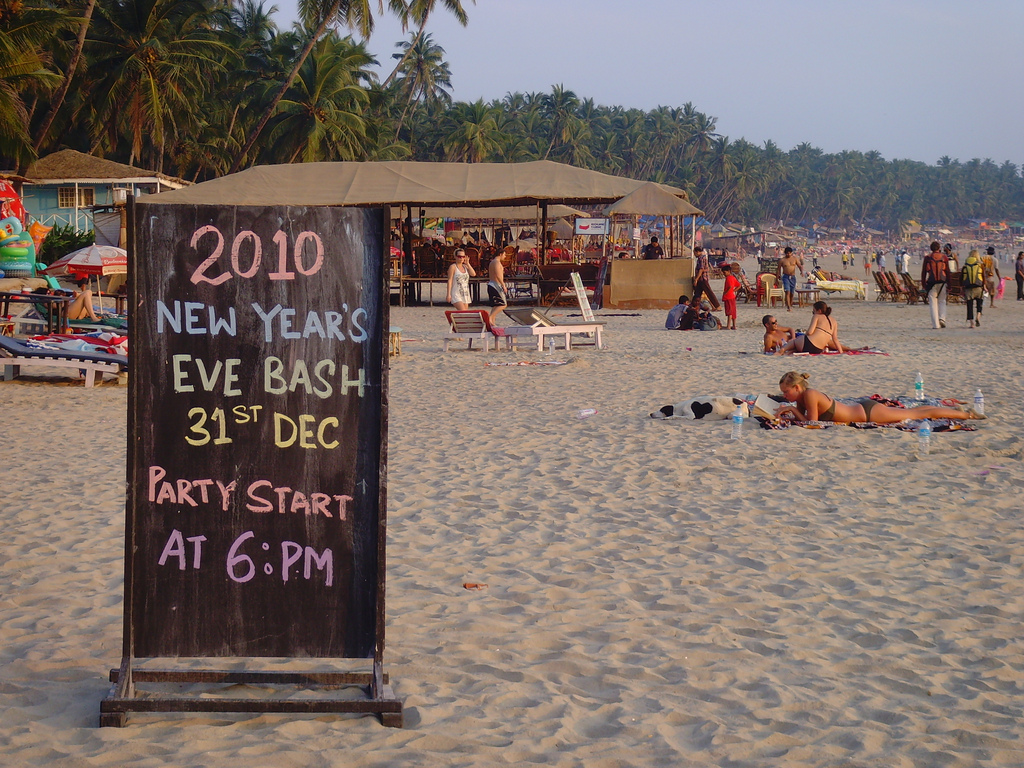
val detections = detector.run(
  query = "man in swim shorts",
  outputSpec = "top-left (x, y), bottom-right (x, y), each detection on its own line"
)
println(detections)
top-left (487, 247), bottom-right (510, 322)
top-left (762, 314), bottom-right (795, 352)
top-left (777, 247), bottom-right (802, 312)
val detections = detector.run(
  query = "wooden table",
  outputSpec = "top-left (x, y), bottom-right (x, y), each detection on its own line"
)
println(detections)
top-left (398, 276), bottom-right (537, 307)
top-left (795, 288), bottom-right (820, 307)
top-left (0, 291), bottom-right (71, 334)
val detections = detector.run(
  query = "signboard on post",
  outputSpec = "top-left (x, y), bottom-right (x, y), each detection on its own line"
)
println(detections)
top-left (573, 217), bottom-right (610, 236)
top-left (101, 201), bottom-right (402, 726)
top-left (570, 271), bottom-right (596, 321)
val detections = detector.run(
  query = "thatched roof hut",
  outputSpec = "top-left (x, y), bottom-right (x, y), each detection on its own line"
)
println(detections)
top-left (25, 149), bottom-right (189, 189)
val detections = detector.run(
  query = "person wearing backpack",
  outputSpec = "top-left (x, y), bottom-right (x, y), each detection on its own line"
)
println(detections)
top-left (921, 240), bottom-right (949, 329)
top-left (981, 246), bottom-right (1001, 308)
top-left (961, 249), bottom-right (984, 328)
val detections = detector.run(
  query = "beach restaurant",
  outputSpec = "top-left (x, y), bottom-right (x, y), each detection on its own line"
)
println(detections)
top-left (147, 160), bottom-right (703, 309)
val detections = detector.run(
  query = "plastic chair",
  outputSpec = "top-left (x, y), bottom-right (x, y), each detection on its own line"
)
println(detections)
top-left (759, 273), bottom-right (784, 308)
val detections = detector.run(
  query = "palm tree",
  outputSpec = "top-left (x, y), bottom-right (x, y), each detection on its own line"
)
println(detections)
top-left (230, 0), bottom-right (408, 173)
top-left (86, 0), bottom-right (232, 169)
top-left (391, 31), bottom-right (450, 138)
top-left (541, 84), bottom-right (581, 160)
top-left (442, 98), bottom-right (500, 161)
top-left (379, 0), bottom-right (469, 88)
top-left (29, 0), bottom-right (97, 165)
top-left (263, 32), bottom-right (375, 162)
top-left (0, 1), bottom-right (66, 164)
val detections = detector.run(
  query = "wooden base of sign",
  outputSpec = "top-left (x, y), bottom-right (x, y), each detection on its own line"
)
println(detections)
top-left (100, 657), bottom-right (403, 728)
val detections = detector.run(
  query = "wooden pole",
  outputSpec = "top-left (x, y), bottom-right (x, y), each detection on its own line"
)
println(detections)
top-left (403, 204), bottom-right (414, 275)
top-left (540, 201), bottom-right (549, 266)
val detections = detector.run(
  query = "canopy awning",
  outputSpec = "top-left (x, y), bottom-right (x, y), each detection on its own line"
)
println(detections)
top-left (141, 161), bottom-right (688, 208)
top-left (602, 182), bottom-right (702, 216)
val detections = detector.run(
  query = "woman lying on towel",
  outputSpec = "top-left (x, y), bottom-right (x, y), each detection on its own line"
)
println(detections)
top-left (775, 371), bottom-right (986, 424)
top-left (779, 301), bottom-right (842, 354)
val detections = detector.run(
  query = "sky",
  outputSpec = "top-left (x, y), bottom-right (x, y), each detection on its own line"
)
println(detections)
top-left (272, 0), bottom-right (1024, 167)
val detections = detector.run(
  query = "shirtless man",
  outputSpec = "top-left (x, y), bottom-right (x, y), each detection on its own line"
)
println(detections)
top-left (776, 247), bottom-right (802, 312)
top-left (487, 247), bottom-right (511, 322)
top-left (762, 314), bottom-right (795, 353)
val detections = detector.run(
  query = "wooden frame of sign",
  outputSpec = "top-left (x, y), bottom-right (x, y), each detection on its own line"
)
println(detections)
top-left (100, 199), bottom-right (402, 727)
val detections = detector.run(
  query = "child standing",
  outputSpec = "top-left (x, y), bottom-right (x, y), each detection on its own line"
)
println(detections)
top-left (721, 263), bottom-right (740, 330)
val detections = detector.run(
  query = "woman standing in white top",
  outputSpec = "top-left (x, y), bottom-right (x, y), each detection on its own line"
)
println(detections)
top-left (446, 248), bottom-right (475, 310)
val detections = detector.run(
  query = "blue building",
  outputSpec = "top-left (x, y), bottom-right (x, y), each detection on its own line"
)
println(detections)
top-left (22, 149), bottom-right (189, 233)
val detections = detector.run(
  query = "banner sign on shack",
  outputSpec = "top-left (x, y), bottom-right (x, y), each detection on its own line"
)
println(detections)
top-left (101, 201), bottom-right (402, 727)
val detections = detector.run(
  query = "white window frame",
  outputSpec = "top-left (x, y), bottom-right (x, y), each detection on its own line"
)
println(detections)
top-left (57, 186), bottom-right (95, 208)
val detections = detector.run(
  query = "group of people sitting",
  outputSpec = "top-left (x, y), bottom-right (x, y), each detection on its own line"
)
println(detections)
top-left (761, 300), bottom-right (843, 354)
top-left (665, 295), bottom-right (720, 331)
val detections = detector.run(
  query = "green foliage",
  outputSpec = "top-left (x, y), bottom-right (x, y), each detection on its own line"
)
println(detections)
top-left (4, 0), bottom-right (1022, 227)
top-left (37, 225), bottom-right (95, 266)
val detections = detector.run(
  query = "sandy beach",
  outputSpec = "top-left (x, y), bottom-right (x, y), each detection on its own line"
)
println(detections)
top-left (2, 274), bottom-right (1022, 766)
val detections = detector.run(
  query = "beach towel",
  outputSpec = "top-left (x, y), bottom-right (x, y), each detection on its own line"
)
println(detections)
top-left (782, 346), bottom-right (889, 356)
top-left (28, 331), bottom-right (128, 356)
top-left (484, 359), bottom-right (572, 367)
top-left (753, 394), bottom-right (976, 432)
top-left (829, 347), bottom-right (888, 355)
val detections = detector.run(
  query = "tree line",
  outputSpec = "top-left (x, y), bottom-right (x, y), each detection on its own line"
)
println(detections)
top-left (4, 0), bottom-right (1023, 229)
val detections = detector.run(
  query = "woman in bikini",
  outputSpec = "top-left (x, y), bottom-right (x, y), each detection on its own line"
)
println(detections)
top-left (774, 371), bottom-right (985, 424)
top-left (780, 301), bottom-right (842, 354)
top-left (67, 277), bottom-right (100, 321)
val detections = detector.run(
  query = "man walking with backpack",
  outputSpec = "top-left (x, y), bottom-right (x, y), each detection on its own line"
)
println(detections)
top-left (961, 249), bottom-right (984, 328)
top-left (981, 246), bottom-right (1001, 308)
top-left (921, 240), bottom-right (949, 329)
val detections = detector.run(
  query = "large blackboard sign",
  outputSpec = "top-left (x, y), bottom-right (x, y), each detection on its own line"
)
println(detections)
top-left (126, 203), bottom-right (387, 660)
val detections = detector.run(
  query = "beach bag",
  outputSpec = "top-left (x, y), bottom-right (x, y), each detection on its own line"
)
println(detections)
top-left (961, 259), bottom-right (983, 289)
top-left (924, 254), bottom-right (948, 288)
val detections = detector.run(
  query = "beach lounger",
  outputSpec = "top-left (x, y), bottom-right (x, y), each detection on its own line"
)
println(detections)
top-left (946, 272), bottom-right (964, 304)
top-left (815, 275), bottom-right (867, 300)
top-left (443, 309), bottom-right (504, 352)
top-left (0, 333), bottom-right (127, 386)
top-left (901, 273), bottom-right (926, 304)
top-left (736, 272), bottom-right (756, 304)
top-left (502, 307), bottom-right (604, 350)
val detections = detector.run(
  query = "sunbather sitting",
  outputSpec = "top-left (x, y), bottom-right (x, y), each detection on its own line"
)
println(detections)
top-left (775, 371), bottom-right (986, 424)
top-left (778, 301), bottom-right (843, 354)
top-left (762, 314), bottom-right (795, 352)
top-left (67, 278), bottom-right (100, 321)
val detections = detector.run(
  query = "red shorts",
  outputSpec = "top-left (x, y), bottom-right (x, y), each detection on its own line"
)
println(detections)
top-left (723, 297), bottom-right (737, 319)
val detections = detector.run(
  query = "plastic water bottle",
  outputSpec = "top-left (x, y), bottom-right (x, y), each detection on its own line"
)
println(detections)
top-left (731, 406), bottom-right (743, 440)
top-left (546, 337), bottom-right (555, 355)
top-left (973, 389), bottom-right (984, 415)
top-left (577, 408), bottom-right (597, 419)
top-left (914, 372), bottom-right (924, 401)
top-left (918, 419), bottom-right (931, 454)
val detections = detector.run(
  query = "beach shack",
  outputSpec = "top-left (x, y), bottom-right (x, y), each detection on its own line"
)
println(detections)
top-left (601, 182), bottom-right (704, 309)
top-left (21, 149), bottom-right (189, 234)
top-left (135, 160), bottom-right (700, 309)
